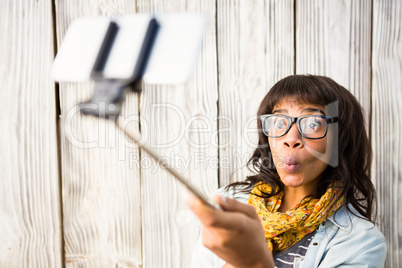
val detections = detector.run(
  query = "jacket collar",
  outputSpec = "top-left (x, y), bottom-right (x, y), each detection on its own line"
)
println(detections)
top-left (327, 204), bottom-right (365, 230)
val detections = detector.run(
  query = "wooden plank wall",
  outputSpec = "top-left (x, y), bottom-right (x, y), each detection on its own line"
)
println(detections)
top-left (372, 1), bottom-right (401, 267)
top-left (54, 1), bottom-right (142, 267)
top-left (0, 0), bottom-right (400, 267)
top-left (218, 0), bottom-right (294, 186)
top-left (0, 1), bottom-right (63, 267)
top-left (137, 1), bottom-right (218, 267)
top-left (296, 0), bottom-right (371, 116)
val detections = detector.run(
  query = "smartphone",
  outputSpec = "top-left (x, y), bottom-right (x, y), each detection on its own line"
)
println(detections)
top-left (52, 13), bottom-right (207, 85)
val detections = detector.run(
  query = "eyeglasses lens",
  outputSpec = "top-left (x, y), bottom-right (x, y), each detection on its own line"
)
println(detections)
top-left (264, 115), bottom-right (327, 139)
top-left (299, 116), bottom-right (327, 138)
top-left (265, 116), bottom-right (289, 137)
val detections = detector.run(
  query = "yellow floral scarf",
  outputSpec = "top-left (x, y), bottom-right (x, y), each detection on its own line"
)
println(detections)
top-left (248, 182), bottom-right (343, 252)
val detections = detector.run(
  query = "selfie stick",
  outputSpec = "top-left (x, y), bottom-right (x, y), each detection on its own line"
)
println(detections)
top-left (77, 17), bottom-right (221, 210)
top-left (115, 120), bottom-right (220, 210)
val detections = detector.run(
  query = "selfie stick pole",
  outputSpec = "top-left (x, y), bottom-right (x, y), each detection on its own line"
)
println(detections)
top-left (115, 119), bottom-right (221, 210)
top-left (78, 17), bottom-right (220, 210)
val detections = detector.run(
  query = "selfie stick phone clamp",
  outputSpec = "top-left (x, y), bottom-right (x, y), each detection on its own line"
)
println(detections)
top-left (80, 18), bottom-right (159, 118)
top-left (77, 16), bottom-right (221, 210)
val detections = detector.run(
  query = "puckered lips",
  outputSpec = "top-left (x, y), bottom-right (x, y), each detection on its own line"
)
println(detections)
top-left (282, 156), bottom-right (301, 173)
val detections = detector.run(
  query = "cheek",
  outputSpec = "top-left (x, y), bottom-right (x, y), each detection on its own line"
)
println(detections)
top-left (303, 137), bottom-right (328, 154)
top-left (268, 137), bottom-right (280, 155)
top-left (303, 137), bottom-right (333, 170)
top-left (268, 138), bottom-right (285, 169)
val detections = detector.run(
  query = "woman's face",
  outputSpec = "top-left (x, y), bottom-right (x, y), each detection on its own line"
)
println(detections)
top-left (268, 97), bottom-right (332, 194)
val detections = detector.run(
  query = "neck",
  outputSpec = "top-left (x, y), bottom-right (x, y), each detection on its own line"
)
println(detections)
top-left (278, 186), bottom-right (316, 213)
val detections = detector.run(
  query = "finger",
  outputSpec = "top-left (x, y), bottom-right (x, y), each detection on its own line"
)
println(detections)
top-left (187, 191), bottom-right (221, 225)
top-left (213, 195), bottom-right (260, 220)
top-left (188, 192), bottom-right (259, 229)
top-left (187, 191), bottom-right (209, 214)
top-left (188, 193), bottom-right (242, 229)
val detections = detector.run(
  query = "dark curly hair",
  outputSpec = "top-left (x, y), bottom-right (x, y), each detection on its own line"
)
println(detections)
top-left (228, 74), bottom-right (376, 222)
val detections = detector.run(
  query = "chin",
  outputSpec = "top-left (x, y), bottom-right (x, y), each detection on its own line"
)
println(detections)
top-left (280, 174), bottom-right (303, 188)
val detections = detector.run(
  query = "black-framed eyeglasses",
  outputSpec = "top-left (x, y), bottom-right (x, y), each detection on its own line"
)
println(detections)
top-left (260, 114), bottom-right (338, 139)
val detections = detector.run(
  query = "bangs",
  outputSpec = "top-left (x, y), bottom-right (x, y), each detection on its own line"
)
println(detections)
top-left (259, 75), bottom-right (338, 115)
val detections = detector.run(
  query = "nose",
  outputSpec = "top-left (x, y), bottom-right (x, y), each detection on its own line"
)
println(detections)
top-left (283, 123), bottom-right (303, 148)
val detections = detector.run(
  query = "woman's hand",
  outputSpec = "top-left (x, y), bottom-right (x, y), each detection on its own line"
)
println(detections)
top-left (187, 194), bottom-right (274, 268)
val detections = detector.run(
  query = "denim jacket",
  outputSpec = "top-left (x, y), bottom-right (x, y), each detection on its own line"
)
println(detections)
top-left (190, 191), bottom-right (387, 268)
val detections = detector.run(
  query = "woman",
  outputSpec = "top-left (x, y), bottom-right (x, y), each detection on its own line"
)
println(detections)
top-left (188, 75), bottom-right (387, 268)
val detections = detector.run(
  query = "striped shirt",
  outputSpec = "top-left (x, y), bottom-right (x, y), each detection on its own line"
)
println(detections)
top-left (273, 232), bottom-right (315, 268)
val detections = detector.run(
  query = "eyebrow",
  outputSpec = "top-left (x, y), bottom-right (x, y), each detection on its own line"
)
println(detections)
top-left (272, 108), bottom-right (326, 115)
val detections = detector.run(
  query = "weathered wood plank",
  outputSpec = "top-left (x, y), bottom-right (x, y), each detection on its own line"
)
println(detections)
top-left (55, 1), bottom-right (142, 266)
top-left (217, 0), bottom-right (295, 186)
top-left (296, 0), bottom-right (372, 117)
top-left (0, 0), bottom-right (62, 267)
top-left (137, 1), bottom-right (219, 267)
top-left (371, 1), bottom-right (402, 267)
